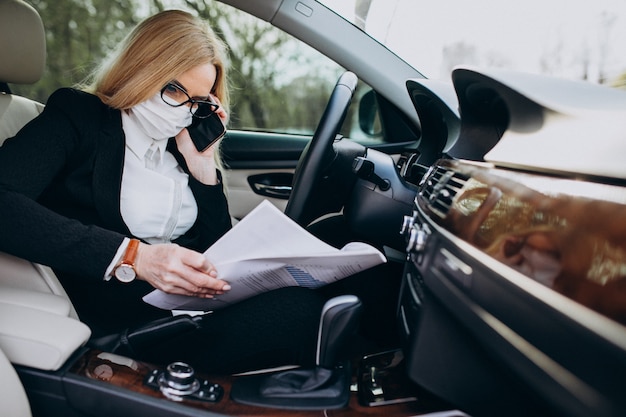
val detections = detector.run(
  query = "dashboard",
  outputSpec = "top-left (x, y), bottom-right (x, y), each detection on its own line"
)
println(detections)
top-left (396, 67), bottom-right (626, 417)
top-left (417, 158), bottom-right (626, 324)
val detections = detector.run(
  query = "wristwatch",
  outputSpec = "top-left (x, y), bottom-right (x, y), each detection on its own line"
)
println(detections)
top-left (114, 238), bottom-right (140, 283)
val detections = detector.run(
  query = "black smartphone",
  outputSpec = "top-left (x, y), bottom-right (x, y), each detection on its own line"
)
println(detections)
top-left (187, 112), bottom-right (226, 152)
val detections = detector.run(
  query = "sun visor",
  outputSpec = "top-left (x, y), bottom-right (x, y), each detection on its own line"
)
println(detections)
top-left (448, 66), bottom-right (626, 181)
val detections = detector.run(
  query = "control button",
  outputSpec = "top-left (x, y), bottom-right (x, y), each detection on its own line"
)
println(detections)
top-left (158, 362), bottom-right (200, 401)
top-left (143, 364), bottom-right (223, 403)
top-left (406, 227), bottom-right (426, 253)
top-left (406, 222), bottom-right (431, 256)
top-left (400, 214), bottom-right (415, 235)
top-left (93, 364), bottom-right (113, 381)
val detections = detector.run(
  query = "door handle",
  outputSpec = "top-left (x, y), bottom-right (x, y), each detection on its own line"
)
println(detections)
top-left (252, 183), bottom-right (292, 198)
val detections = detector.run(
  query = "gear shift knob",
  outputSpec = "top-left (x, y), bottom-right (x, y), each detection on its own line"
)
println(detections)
top-left (316, 295), bottom-right (363, 369)
top-left (230, 295), bottom-right (362, 409)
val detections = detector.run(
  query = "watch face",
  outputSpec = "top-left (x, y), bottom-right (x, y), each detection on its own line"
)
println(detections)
top-left (115, 264), bottom-right (136, 283)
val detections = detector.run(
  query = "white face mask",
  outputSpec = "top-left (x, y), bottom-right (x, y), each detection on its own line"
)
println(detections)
top-left (128, 92), bottom-right (193, 140)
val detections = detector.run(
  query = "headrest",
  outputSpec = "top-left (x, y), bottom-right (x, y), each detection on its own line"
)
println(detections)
top-left (0, 0), bottom-right (46, 84)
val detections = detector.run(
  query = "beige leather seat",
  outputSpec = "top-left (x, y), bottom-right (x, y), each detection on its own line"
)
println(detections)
top-left (0, 4), bottom-right (90, 415)
top-left (0, 0), bottom-right (79, 319)
top-left (0, 8), bottom-right (45, 417)
top-left (0, 347), bottom-right (31, 417)
top-left (0, 0), bottom-right (45, 138)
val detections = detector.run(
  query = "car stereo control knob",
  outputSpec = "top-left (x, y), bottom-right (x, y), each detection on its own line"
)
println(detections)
top-left (158, 361), bottom-right (200, 401)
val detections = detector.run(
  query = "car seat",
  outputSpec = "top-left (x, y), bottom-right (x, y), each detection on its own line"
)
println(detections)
top-left (0, 0), bottom-right (45, 137)
top-left (0, 347), bottom-right (31, 417)
top-left (0, 0), bottom-right (80, 319)
top-left (0, 1), bottom-right (91, 387)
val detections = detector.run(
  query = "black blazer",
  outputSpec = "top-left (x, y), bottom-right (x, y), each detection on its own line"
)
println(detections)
top-left (0, 88), bottom-right (232, 335)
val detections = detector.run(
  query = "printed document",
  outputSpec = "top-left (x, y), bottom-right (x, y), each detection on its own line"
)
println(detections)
top-left (143, 200), bottom-right (386, 311)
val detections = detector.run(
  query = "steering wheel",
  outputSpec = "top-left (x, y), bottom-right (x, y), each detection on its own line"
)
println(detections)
top-left (285, 71), bottom-right (358, 226)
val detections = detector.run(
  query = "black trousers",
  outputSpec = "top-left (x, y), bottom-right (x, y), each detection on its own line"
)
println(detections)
top-left (134, 286), bottom-right (326, 375)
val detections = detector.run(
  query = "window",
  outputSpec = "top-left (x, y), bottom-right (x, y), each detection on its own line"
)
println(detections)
top-left (220, 6), bottom-right (381, 142)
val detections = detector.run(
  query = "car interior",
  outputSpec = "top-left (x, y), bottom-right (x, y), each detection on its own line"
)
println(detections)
top-left (1, 0), bottom-right (626, 416)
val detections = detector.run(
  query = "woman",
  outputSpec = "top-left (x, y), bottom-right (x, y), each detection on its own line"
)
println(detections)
top-left (0, 9), bottom-right (324, 374)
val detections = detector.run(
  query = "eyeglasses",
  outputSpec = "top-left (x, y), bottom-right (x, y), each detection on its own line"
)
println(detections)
top-left (160, 83), bottom-right (219, 118)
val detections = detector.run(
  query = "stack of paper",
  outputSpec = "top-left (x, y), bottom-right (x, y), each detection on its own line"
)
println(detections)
top-left (143, 200), bottom-right (386, 311)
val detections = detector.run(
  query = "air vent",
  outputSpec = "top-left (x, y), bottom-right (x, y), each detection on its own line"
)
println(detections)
top-left (420, 166), bottom-right (469, 218)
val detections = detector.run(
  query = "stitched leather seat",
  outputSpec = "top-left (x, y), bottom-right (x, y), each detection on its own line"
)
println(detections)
top-left (0, 0), bottom-right (91, 391)
top-left (0, 0), bottom-right (45, 139)
top-left (0, 347), bottom-right (31, 417)
top-left (0, 5), bottom-right (47, 417)
top-left (0, 0), bottom-right (79, 319)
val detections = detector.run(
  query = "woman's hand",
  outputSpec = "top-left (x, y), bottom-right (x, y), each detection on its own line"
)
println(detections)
top-left (134, 242), bottom-right (231, 297)
top-left (210, 93), bottom-right (228, 125)
top-left (175, 94), bottom-right (228, 185)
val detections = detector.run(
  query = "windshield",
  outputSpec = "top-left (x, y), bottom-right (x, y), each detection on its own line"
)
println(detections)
top-left (320, 0), bottom-right (626, 88)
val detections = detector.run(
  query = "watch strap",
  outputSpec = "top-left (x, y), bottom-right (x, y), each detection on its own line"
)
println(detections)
top-left (122, 238), bottom-right (140, 266)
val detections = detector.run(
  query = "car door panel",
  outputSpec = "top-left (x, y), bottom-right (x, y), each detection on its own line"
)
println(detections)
top-left (220, 130), bottom-right (309, 219)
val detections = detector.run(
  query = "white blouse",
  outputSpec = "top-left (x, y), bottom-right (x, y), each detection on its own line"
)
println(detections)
top-left (104, 113), bottom-right (198, 279)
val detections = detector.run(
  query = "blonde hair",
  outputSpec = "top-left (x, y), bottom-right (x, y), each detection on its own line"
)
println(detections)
top-left (84, 9), bottom-right (229, 114)
top-left (82, 9), bottom-right (230, 174)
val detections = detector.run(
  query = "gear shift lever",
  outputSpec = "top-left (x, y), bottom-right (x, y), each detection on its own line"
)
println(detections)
top-left (316, 295), bottom-right (363, 369)
top-left (230, 295), bottom-right (363, 410)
